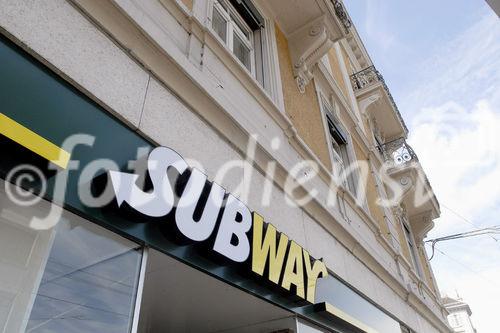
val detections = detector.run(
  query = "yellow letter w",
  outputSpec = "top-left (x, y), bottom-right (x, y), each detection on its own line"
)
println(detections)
top-left (251, 212), bottom-right (289, 284)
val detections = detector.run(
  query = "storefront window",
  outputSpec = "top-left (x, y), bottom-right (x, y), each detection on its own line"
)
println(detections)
top-left (25, 215), bottom-right (143, 333)
top-left (297, 318), bottom-right (329, 332)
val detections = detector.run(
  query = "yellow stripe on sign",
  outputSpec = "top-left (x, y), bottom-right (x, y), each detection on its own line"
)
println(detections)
top-left (316, 302), bottom-right (380, 333)
top-left (0, 113), bottom-right (70, 169)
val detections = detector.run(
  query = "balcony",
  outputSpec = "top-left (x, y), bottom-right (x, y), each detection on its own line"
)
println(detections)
top-left (378, 138), bottom-right (440, 240)
top-left (378, 137), bottom-right (417, 168)
top-left (350, 66), bottom-right (408, 141)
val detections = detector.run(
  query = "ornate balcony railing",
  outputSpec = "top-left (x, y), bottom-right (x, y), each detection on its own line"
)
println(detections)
top-left (378, 138), bottom-right (439, 210)
top-left (332, 0), bottom-right (352, 34)
top-left (351, 65), bottom-right (384, 91)
top-left (350, 66), bottom-right (408, 134)
top-left (378, 137), bottom-right (418, 167)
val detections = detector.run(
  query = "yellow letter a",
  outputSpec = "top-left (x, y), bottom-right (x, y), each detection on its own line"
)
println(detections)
top-left (251, 212), bottom-right (289, 284)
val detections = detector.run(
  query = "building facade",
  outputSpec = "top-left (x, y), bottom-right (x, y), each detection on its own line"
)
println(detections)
top-left (486, 0), bottom-right (500, 17)
top-left (0, 0), bottom-right (452, 332)
top-left (443, 297), bottom-right (477, 333)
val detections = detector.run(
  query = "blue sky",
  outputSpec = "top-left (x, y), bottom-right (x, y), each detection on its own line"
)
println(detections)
top-left (345, 0), bottom-right (494, 119)
top-left (344, 1), bottom-right (500, 332)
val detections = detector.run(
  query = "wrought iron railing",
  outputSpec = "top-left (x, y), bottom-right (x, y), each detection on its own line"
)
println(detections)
top-left (350, 66), bottom-right (409, 134)
top-left (378, 138), bottom-right (439, 209)
top-left (350, 66), bottom-right (384, 91)
top-left (332, 0), bottom-right (352, 34)
top-left (377, 137), bottom-right (418, 167)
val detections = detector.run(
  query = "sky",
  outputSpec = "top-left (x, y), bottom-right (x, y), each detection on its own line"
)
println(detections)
top-left (344, 1), bottom-right (500, 332)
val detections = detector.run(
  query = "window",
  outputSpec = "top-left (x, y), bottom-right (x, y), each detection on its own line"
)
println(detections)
top-left (0, 181), bottom-right (144, 332)
top-left (322, 98), bottom-right (357, 195)
top-left (450, 313), bottom-right (462, 327)
top-left (25, 211), bottom-right (143, 332)
top-left (374, 132), bottom-right (384, 155)
top-left (212, 5), bottom-right (227, 41)
top-left (211, 0), bottom-right (266, 86)
top-left (403, 222), bottom-right (423, 277)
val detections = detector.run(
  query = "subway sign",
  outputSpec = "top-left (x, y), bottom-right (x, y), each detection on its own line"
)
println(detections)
top-left (109, 146), bottom-right (328, 303)
top-left (0, 33), bottom-right (407, 332)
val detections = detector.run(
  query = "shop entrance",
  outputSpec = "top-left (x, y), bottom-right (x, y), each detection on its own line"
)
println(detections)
top-left (137, 249), bottom-right (298, 333)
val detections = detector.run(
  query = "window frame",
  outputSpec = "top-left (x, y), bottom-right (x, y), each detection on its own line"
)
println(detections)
top-left (207, 0), bottom-right (285, 109)
top-left (319, 93), bottom-right (360, 196)
top-left (450, 313), bottom-right (462, 327)
top-left (211, 0), bottom-right (256, 76)
top-left (402, 219), bottom-right (424, 277)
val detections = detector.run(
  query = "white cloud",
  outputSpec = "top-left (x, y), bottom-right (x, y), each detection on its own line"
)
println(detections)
top-left (403, 10), bottom-right (500, 333)
top-left (402, 12), bottom-right (500, 116)
top-left (364, 0), bottom-right (396, 51)
top-left (429, 236), bottom-right (500, 333)
top-left (410, 100), bottom-right (500, 233)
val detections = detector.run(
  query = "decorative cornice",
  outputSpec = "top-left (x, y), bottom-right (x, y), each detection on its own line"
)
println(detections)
top-left (331, 0), bottom-right (352, 34)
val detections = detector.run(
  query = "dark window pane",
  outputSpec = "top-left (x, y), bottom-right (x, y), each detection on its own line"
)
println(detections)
top-left (212, 7), bottom-right (227, 42)
top-left (254, 29), bottom-right (265, 87)
top-left (233, 33), bottom-right (251, 70)
top-left (231, 15), bottom-right (250, 39)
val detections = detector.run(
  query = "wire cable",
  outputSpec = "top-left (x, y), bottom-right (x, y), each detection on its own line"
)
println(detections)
top-left (433, 246), bottom-right (500, 292)
top-left (426, 225), bottom-right (500, 260)
top-left (441, 203), bottom-right (499, 243)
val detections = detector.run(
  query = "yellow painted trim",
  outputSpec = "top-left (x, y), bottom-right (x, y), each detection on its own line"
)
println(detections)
top-left (0, 113), bottom-right (70, 169)
top-left (317, 302), bottom-right (380, 333)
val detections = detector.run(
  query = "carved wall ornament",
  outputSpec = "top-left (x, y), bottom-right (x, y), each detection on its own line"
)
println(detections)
top-left (288, 15), bottom-right (335, 93)
top-left (296, 76), bottom-right (307, 94)
top-left (400, 176), bottom-right (411, 187)
top-left (309, 25), bottom-right (322, 37)
top-left (394, 203), bottom-right (409, 224)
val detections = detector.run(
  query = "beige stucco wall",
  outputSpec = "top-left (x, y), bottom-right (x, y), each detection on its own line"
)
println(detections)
top-left (351, 139), bottom-right (392, 240)
top-left (397, 219), bottom-right (413, 264)
top-left (275, 24), bottom-right (332, 170)
top-left (419, 245), bottom-right (438, 294)
top-left (327, 49), bottom-right (350, 100)
top-left (363, 114), bottom-right (375, 146)
top-left (341, 47), bottom-right (355, 75)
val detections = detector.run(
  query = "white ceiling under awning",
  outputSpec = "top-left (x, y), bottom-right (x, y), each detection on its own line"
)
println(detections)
top-left (138, 249), bottom-right (295, 333)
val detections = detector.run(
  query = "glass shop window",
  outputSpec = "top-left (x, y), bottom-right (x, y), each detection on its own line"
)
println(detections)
top-left (25, 213), bottom-right (143, 332)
